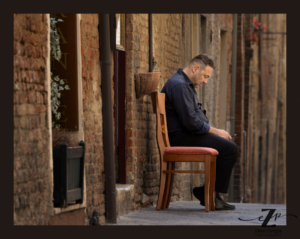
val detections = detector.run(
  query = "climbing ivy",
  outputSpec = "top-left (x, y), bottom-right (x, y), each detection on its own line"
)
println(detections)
top-left (50, 16), bottom-right (70, 128)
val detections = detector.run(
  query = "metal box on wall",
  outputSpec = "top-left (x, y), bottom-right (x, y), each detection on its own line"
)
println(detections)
top-left (53, 141), bottom-right (85, 208)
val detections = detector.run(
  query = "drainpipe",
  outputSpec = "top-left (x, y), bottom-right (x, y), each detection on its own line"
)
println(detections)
top-left (98, 14), bottom-right (117, 224)
top-left (243, 130), bottom-right (246, 202)
top-left (149, 14), bottom-right (153, 72)
top-left (228, 14), bottom-right (237, 202)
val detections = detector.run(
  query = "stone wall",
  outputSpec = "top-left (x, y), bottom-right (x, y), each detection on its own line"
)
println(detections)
top-left (231, 14), bottom-right (286, 204)
top-left (199, 14), bottom-right (233, 131)
top-left (14, 14), bottom-right (53, 225)
top-left (247, 14), bottom-right (286, 204)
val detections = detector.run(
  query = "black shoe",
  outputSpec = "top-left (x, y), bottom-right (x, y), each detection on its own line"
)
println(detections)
top-left (215, 197), bottom-right (236, 210)
top-left (193, 186), bottom-right (205, 206)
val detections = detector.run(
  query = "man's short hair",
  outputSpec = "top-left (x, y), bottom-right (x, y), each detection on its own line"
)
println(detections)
top-left (189, 54), bottom-right (215, 70)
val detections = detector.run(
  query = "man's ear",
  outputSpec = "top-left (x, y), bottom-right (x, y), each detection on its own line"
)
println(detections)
top-left (192, 64), bottom-right (200, 74)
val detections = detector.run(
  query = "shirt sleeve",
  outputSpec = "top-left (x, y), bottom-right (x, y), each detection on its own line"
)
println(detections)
top-left (170, 83), bottom-right (210, 135)
top-left (194, 121), bottom-right (210, 135)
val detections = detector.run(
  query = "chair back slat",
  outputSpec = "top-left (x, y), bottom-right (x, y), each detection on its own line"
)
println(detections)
top-left (160, 114), bottom-right (170, 148)
top-left (157, 93), bottom-right (171, 148)
top-left (151, 92), bottom-right (171, 158)
top-left (157, 93), bottom-right (166, 114)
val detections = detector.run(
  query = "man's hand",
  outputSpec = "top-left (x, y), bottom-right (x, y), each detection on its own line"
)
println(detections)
top-left (217, 129), bottom-right (232, 140)
top-left (208, 127), bottom-right (232, 140)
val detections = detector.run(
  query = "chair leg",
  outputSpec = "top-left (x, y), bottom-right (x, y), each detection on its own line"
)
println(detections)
top-left (210, 157), bottom-right (216, 211)
top-left (204, 156), bottom-right (211, 212)
top-left (162, 163), bottom-right (172, 209)
top-left (163, 162), bottom-right (174, 209)
top-left (165, 173), bottom-right (174, 208)
top-left (156, 171), bottom-right (167, 210)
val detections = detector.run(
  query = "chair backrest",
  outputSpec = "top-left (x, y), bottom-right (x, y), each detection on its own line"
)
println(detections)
top-left (151, 92), bottom-right (170, 158)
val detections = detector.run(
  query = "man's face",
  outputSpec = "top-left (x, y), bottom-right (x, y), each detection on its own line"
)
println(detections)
top-left (190, 65), bottom-right (213, 88)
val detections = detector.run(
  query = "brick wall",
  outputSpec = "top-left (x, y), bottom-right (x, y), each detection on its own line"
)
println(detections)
top-left (125, 14), bottom-right (160, 210)
top-left (14, 14), bottom-right (53, 225)
top-left (14, 13), bottom-right (119, 225)
top-left (80, 14), bottom-right (106, 224)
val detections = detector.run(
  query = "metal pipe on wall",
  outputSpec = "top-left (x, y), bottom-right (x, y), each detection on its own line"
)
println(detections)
top-left (243, 130), bottom-right (247, 202)
top-left (228, 14), bottom-right (238, 202)
top-left (149, 14), bottom-right (153, 72)
top-left (98, 13), bottom-right (117, 224)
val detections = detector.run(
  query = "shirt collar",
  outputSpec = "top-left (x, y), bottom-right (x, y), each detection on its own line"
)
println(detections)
top-left (177, 68), bottom-right (194, 87)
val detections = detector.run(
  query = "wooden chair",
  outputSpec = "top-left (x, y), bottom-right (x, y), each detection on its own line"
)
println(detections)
top-left (151, 92), bottom-right (218, 212)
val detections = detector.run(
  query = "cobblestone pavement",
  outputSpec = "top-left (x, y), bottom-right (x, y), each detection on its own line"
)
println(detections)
top-left (116, 201), bottom-right (286, 225)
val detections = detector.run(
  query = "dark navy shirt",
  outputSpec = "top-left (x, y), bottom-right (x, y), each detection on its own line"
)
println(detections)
top-left (161, 68), bottom-right (210, 135)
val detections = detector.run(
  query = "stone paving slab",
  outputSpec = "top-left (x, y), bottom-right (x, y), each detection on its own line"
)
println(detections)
top-left (116, 201), bottom-right (286, 225)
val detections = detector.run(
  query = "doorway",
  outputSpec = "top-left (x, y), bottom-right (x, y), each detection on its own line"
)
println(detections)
top-left (113, 51), bottom-right (126, 183)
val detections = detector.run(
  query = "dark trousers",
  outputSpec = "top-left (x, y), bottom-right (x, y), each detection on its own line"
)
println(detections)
top-left (169, 131), bottom-right (239, 193)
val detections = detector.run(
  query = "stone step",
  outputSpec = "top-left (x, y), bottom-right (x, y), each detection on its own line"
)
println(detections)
top-left (116, 184), bottom-right (134, 217)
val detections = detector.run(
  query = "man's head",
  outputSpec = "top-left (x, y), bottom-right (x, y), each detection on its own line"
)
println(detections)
top-left (183, 54), bottom-right (215, 88)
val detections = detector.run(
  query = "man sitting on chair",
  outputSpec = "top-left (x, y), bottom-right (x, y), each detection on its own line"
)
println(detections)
top-left (161, 54), bottom-right (238, 210)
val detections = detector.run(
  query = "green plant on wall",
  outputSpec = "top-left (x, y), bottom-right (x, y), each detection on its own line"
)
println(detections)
top-left (50, 16), bottom-right (70, 128)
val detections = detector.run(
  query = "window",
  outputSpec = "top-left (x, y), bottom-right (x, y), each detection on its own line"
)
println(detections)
top-left (51, 14), bottom-right (79, 131)
top-left (48, 14), bottom-right (85, 213)
top-left (110, 14), bottom-right (125, 51)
